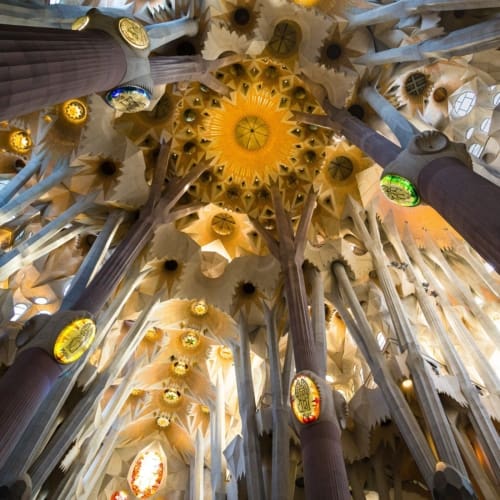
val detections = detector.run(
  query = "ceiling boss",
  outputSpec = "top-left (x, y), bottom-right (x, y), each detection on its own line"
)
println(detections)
top-left (171, 58), bottom-right (328, 217)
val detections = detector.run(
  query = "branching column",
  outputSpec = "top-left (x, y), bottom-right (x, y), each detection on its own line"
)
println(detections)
top-left (330, 262), bottom-right (436, 488)
top-left (0, 348), bottom-right (62, 470)
top-left (383, 215), bottom-right (500, 481)
top-left (348, 204), bottom-right (467, 475)
top-left (232, 315), bottom-right (266, 500)
top-left (253, 185), bottom-right (350, 500)
top-left (0, 148), bottom-right (207, 484)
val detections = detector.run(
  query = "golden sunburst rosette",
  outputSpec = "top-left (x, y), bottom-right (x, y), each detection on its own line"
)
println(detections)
top-left (171, 58), bottom-right (328, 217)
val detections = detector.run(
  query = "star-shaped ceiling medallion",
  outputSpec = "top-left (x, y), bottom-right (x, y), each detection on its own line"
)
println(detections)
top-left (171, 58), bottom-right (328, 217)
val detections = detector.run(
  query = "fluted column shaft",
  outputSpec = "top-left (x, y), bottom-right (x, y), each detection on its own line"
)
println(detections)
top-left (211, 373), bottom-right (225, 500)
top-left (192, 430), bottom-right (205, 500)
top-left (0, 348), bottom-right (62, 470)
top-left (383, 218), bottom-right (500, 480)
top-left (29, 295), bottom-right (160, 494)
top-left (304, 263), bottom-right (327, 378)
top-left (418, 158), bottom-right (500, 272)
top-left (0, 24), bottom-right (126, 121)
top-left (403, 229), bottom-right (500, 394)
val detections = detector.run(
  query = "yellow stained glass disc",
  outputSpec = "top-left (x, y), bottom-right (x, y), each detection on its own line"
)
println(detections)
top-left (118, 18), bottom-right (150, 50)
top-left (53, 318), bottom-right (96, 364)
top-left (71, 15), bottom-right (89, 31)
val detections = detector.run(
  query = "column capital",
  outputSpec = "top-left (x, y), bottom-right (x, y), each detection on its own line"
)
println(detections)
top-left (381, 131), bottom-right (472, 207)
top-left (73, 9), bottom-right (154, 112)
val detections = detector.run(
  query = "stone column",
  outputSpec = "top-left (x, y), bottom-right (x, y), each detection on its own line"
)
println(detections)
top-left (191, 430), bottom-right (205, 500)
top-left (403, 227), bottom-right (500, 395)
top-left (0, 23), bottom-right (126, 121)
top-left (263, 305), bottom-right (290, 500)
top-left (0, 348), bottom-right (62, 470)
top-left (330, 262), bottom-right (436, 488)
top-left (0, 151), bottom-right (44, 206)
top-left (304, 263), bottom-right (327, 379)
top-left (382, 215), bottom-right (500, 481)
top-left (0, 147), bottom-right (204, 487)
top-left (28, 294), bottom-right (161, 494)
top-left (0, 270), bottom-right (146, 487)
top-left (0, 194), bottom-right (96, 282)
top-left (354, 17), bottom-right (500, 65)
top-left (418, 157), bottom-right (500, 272)
top-left (302, 93), bottom-right (500, 271)
top-left (347, 0), bottom-right (500, 29)
top-left (360, 86), bottom-right (419, 148)
top-left (348, 206), bottom-right (467, 476)
top-left (0, 160), bottom-right (71, 224)
top-left (210, 373), bottom-right (226, 500)
top-left (253, 187), bottom-right (350, 500)
top-left (232, 318), bottom-right (267, 500)
top-left (61, 209), bottom-right (126, 310)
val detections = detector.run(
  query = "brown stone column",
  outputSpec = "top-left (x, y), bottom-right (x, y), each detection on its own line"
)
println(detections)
top-left (67, 215), bottom-right (155, 314)
top-left (0, 24), bottom-right (127, 121)
top-left (300, 420), bottom-right (349, 500)
top-left (418, 157), bottom-right (500, 272)
top-left (0, 348), bottom-right (62, 470)
top-left (321, 102), bottom-right (500, 271)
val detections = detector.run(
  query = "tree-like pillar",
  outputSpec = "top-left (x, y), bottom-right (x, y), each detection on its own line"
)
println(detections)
top-left (0, 194), bottom-right (96, 283)
top-left (418, 157), bottom-right (500, 271)
top-left (61, 209), bottom-right (126, 309)
top-left (0, 148), bottom-right (206, 487)
top-left (69, 159), bottom-right (207, 315)
top-left (348, 204), bottom-right (467, 475)
top-left (0, 160), bottom-right (71, 224)
top-left (253, 186), bottom-right (350, 500)
top-left (347, 0), bottom-right (500, 29)
top-left (191, 429), bottom-right (205, 500)
top-left (0, 151), bottom-right (44, 206)
top-left (382, 215), bottom-right (500, 480)
top-left (28, 294), bottom-right (161, 494)
top-left (354, 18), bottom-right (500, 65)
top-left (402, 227), bottom-right (500, 395)
top-left (210, 372), bottom-right (226, 500)
top-left (0, 23), bottom-right (127, 121)
top-left (330, 262), bottom-right (436, 488)
top-left (360, 86), bottom-right (419, 148)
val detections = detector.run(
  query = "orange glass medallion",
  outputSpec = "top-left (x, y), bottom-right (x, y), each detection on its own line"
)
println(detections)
top-left (127, 442), bottom-right (166, 498)
top-left (290, 374), bottom-right (321, 424)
